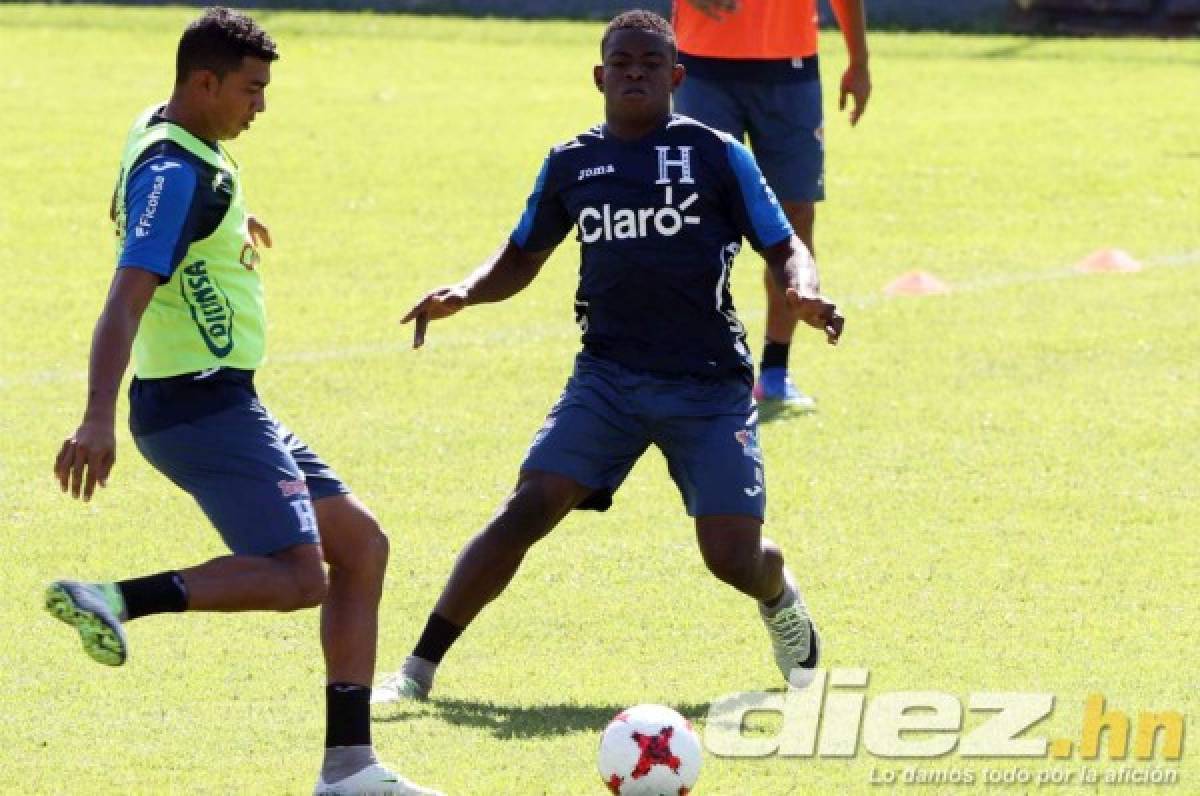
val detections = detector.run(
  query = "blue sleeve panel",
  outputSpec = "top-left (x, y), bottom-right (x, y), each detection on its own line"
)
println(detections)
top-left (510, 153), bottom-right (573, 253)
top-left (724, 138), bottom-right (793, 251)
top-left (118, 155), bottom-right (201, 281)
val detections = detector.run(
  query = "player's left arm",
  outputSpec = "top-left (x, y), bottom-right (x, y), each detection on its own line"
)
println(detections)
top-left (724, 137), bottom-right (843, 344)
top-left (828, 0), bottom-right (872, 126)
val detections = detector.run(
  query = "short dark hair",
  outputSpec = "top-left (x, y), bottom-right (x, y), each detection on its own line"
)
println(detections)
top-left (601, 9), bottom-right (677, 62)
top-left (175, 6), bottom-right (279, 85)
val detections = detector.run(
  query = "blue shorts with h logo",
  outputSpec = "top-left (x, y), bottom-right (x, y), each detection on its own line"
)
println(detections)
top-left (522, 353), bottom-right (767, 519)
top-left (129, 369), bottom-right (347, 556)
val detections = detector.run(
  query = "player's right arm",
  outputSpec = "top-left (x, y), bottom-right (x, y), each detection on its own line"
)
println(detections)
top-left (402, 242), bottom-right (555, 348)
top-left (56, 152), bottom-right (201, 500)
top-left (403, 150), bottom-right (571, 348)
top-left (55, 269), bottom-right (160, 500)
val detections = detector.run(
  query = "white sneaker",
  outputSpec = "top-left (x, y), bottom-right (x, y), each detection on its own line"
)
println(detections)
top-left (371, 672), bottom-right (430, 705)
top-left (760, 587), bottom-right (821, 689)
top-left (313, 762), bottom-right (443, 796)
top-left (372, 657), bottom-right (434, 704)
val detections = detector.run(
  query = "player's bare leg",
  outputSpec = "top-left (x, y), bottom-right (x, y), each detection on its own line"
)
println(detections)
top-left (758, 199), bottom-right (818, 414)
top-left (317, 495), bottom-right (389, 686)
top-left (181, 543), bottom-right (329, 611)
top-left (695, 515), bottom-right (820, 688)
top-left (373, 470), bottom-right (591, 703)
top-left (312, 495), bottom-right (440, 795)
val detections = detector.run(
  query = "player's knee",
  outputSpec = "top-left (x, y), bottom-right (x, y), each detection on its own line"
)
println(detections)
top-left (487, 474), bottom-right (579, 549)
top-left (703, 546), bottom-right (762, 591)
top-left (289, 560), bottom-right (329, 610)
top-left (322, 507), bottom-right (390, 578)
top-left (358, 526), bottom-right (390, 575)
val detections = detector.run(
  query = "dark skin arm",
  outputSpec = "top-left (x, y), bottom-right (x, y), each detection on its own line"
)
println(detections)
top-left (829, 0), bottom-right (872, 126)
top-left (401, 241), bottom-right (555, 348)
top-left (761, 234), bottom-right (844, 344)
top-left (54, 267), bottom-right (160, 500)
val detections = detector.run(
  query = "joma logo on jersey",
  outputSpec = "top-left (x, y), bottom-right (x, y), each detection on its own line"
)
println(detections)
top-left (578, 186), bottom-right (700, 243)
top-left (181, 260), bottom-right (235, 357)
top-left (578, 164), bottom-right (615, 181)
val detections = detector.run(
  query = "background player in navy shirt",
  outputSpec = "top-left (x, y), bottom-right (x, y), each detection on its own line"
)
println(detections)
top-left (373, 10), bottom-right (843, 704)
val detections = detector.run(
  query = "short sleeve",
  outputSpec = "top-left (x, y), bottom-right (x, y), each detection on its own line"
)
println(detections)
top-left (723, 138), bottom-right (793, 251)
top-left (510, 152), bottom-right (572, 253)
top-left (118, 155), bottom-right (200, 280)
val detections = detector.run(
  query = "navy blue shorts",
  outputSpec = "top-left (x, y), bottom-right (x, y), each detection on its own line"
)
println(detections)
top-left (129, 370), bottom-right (347, 556)
top-left (674, 75), bottom-right (825, 203)
top-left (522, 354), bottom-right (766, 519)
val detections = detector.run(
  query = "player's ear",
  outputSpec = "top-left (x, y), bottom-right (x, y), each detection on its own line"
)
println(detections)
top-left (196, 69), bottom-right (221, 98)
top-left (671, 63), bottom-right (686, 91)
top-left (593, 64), bottom-right (604, 93)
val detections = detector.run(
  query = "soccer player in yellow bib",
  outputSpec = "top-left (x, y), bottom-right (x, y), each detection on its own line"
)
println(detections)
top-left (45, 8), bottom-right (439, 795)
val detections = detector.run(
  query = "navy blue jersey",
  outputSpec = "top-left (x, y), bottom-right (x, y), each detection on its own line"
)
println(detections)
top-left (511, 114), bottom-right (792, 382)
top-left (118, 110), bottom-right (231, 282)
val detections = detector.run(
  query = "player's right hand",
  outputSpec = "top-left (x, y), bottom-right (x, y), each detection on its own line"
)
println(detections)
top-left (401, 284), bottom-right (470, 349)
top-left (54, 420), bottom-right (116, 502)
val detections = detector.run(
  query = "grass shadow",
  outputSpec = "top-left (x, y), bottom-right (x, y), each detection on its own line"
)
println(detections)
top-left (374, 698), bottom-right (714, 739)
top-left (974, 39), bottom-right (1040, 60)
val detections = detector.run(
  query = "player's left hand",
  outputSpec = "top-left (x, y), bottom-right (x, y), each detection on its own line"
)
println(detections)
top-left (786, 288), bottom-right (844, 345)
top-left (839, 62), bottom-right (872, 126)
top-left (248, 215), bottom-right (273, 251)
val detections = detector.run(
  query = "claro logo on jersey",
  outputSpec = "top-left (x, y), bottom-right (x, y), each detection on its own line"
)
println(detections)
top-left (578, 147), bottom-right (701, 244)
top-left (578, 186), bottom-right (700, 243)
top-left (134, 174), bottom-right (167, 238)
top-left (180, 260), bottom-right (235, 357)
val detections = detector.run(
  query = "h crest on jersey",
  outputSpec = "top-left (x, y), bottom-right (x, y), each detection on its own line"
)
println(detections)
top-left (656, 146), bottom-right (695, 185)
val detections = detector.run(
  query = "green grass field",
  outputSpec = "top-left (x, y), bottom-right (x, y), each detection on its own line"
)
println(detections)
top-left (2, 5), bottom-right (1198, 794)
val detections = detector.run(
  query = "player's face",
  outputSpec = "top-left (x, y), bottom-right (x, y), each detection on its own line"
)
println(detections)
top-left (595, 29), bottom-right (683, 123)
top-left (209, 57), bottom-right (271, 140)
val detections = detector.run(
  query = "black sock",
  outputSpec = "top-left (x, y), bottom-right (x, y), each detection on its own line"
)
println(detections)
top-left (325, 683), bottom-right (372, 748)
top-left (761, 340), bottom-right (790, 371)
top-left (117, 571), bottom-right (188, 620)
top-left (412, 612), bottom-right (463, 664)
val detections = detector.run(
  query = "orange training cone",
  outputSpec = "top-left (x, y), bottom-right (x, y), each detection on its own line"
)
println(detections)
top-left (883, 270), bottom-right (951, 297)
top-left (1074, 248), bottom-right (1142, 273)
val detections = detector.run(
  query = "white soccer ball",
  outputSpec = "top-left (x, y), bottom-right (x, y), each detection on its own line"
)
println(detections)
top-left (598, 704), bottom-right (703, 795)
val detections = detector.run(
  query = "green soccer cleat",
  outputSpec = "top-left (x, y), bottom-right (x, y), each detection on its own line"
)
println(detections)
top-left (313, 762), bottom-right (443, 796)
top-left (44, 580), bottom-right (128, 666)
top-left (760, 584), bottom-right (821, 689)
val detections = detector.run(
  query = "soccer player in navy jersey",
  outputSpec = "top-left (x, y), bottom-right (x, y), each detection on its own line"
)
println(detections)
top-left (373, 10), bottom-right (843, 704)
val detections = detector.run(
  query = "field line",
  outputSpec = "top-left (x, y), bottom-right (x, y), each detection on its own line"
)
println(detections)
top-left (5, 248), bottom-right (1198, 392)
